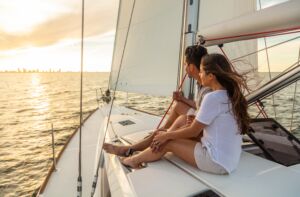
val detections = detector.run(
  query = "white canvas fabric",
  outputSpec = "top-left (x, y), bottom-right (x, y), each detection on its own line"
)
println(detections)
top-left (109, 0), bottom-right (184, 96)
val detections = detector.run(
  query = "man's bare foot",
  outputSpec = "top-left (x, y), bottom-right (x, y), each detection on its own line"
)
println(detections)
top-left (103, 143), bottom-right (129, 156)
top-left (120, 156), bottom-right (141, 169)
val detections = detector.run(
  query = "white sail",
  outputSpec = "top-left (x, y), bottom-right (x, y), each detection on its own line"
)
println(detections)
top-left (109, 0), bottom-right (184, 96)
top-left (197, 0), bottom-right (257, 75)
top-left (198, 0), bottom-right (300, 46)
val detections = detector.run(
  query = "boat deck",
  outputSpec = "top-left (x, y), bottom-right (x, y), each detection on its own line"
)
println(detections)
top-left (105, 106), bottom-right (300, 197)
top-left (39, 105), bottom-right (300, 197)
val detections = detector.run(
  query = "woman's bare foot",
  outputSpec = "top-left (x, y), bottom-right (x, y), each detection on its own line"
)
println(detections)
top-left (103, 143), bottom-right (129, 156)
top-left (120, 156), bottom-right (141, 169)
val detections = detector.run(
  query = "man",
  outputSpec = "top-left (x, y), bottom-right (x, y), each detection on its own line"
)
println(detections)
top-left (103, 45), bottom-right (211, 156)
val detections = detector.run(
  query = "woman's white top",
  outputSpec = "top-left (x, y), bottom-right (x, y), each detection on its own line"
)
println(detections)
top-left (195, 90), bottom-right (242, 173)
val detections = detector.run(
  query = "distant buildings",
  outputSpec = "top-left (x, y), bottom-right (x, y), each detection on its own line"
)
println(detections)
top-left (0, 68), bottom-right (62, 73)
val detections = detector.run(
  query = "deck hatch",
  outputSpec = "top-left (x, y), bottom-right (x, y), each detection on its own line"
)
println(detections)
top-left (190, 189), bottom-right (221, 197)
top-left (118, 120), bottom-right (135, 126)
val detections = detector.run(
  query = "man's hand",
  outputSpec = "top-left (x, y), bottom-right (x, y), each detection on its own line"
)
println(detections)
top-left (173, 91), bottom-right (184, 101)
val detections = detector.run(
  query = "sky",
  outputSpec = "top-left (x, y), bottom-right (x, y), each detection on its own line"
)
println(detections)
top-left (0, 0), bottom-right (119, 72)
top-left (0, 0), bottom-right (299, 72)
top-left (256, 0), bottom-right (300, 72)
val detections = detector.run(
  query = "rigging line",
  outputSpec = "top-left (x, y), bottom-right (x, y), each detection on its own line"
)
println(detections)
top-left (90, 0), bottom-right (137, 196)
top-left (156, 73), bottom-right (188, 130)
top-left (259, 61), bottom-right (299, 89)
top-left (219, 46), bottom-right (268, 118)
top-left (77, 0), bottom-right (85, 196)
top-left (177, 0), bottom-right (187, 91)
top-left (259, 0), bottom-right (276, 120)
top-left (232, 36), bottom-right (300, 61)
top-left (107, 0), bottom-right (122, 90)
top-left (290, 47), bottom-right (300, 132)
top-left (202, 26), bottom-right (300, 44)
top-left (290, 81), bottom-right (298, 132)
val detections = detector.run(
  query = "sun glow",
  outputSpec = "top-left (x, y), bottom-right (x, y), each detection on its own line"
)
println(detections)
top-left (0, 0), bottom-right (118, 72)
top-left (0, 0), bottom-right (73, 34)
top-left (0, 31), bottom-right (115, 72)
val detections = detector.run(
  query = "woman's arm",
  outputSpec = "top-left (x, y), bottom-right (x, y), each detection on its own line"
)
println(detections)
top-left (168, 120), bottom-right (205, 139)
top-left (153, 120), bottom-right (206, 145)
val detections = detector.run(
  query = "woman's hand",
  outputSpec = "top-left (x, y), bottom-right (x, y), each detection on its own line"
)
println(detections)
top-left (151, 131), bottom-right (170, 152)
top-left (154, 131), bottom-right (170, 144)
top-left (186, 115), bottom-right (195, 125)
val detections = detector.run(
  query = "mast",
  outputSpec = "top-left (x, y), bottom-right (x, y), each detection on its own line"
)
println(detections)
top-left (180, 0), bottom-right (200, 99)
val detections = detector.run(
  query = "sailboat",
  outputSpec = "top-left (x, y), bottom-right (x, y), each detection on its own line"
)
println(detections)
top-left (37, 0), bottom-right (300, 196)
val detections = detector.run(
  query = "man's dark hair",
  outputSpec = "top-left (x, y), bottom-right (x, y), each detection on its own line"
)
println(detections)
top-left (185, 45), bottom-right (208, 70)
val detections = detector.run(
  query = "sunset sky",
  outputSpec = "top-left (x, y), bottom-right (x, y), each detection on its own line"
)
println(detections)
top-left (0, 0), bottom-right (298, 72)
top-left (0, 0), bottom-right (118, 72)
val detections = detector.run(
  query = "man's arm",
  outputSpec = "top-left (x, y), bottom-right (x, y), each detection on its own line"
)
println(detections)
top-left (180, 96), bottom-right (196, 109)
top-left (173, 91), bottom-right (196, 109)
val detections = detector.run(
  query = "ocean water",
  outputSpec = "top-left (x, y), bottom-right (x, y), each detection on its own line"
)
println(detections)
top-left (0, 72), bottom-right (171, 197)
top-left (0, 72), bottom-right (299, 197)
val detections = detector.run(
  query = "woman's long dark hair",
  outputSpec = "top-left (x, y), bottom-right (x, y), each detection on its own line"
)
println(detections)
top-left (202, 53), bottom-right (250, 134)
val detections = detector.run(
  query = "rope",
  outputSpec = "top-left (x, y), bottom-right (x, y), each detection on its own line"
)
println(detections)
top-left (258, 0), bottom-right (277, 120)
top-left (290, 47), bottom-right (300, 132)
top-left (107, 0), bottom-right (123, 91)
top-left (218, 46), bottom-right (268, 118)
top-left (90, 1), bottom-right (136, 196)
top-left (201, 26), bottom-right (300, 44)
top-left (77, 0), bottom-right (85, 196)
top-left (156, 73), bottom-right (188, 130)
top-left (290, 81), bottom-right (298, 132)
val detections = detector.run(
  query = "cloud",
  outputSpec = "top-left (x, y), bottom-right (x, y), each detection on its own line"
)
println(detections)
top-left (0, 0), bottom-right (118, 51)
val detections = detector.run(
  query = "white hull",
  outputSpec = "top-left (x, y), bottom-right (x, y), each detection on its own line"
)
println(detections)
top-left (39, 104), bottom-right (300, 197)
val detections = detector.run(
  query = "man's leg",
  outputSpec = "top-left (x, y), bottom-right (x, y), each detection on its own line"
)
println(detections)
top-left (162, 101), bottom-right (190, 129)
top-left (103, 130), bottom-right (159, 156)
top-left (167, 114), bottom-right (188, 131)
top-left (104, 114), bottom-right (190, 156)
top-left (104, 102), bottom-right (190, 156)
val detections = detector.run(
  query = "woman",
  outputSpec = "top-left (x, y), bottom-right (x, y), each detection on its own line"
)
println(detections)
top-left (122, 53), bottom-right (250, 174)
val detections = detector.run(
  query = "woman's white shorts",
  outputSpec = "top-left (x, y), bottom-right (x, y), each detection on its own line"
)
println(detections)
top-left (194, 142), bottom-right (227, 175)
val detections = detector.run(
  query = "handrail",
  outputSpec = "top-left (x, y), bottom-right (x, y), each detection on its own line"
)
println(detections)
top-left (246, 64), bottom-right (300, 105)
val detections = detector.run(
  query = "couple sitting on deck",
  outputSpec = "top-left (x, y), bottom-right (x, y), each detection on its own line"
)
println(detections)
top-left (104, 45), bottom-right (250, 175)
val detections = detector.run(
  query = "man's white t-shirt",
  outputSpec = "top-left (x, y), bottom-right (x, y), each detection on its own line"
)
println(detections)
top-left (195, 90), bottom-right (242, 173)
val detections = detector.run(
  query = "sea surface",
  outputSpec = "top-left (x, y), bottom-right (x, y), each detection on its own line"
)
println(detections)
top-left (0, 72), bottom-right (299, 197)
top-left (0, 72), bottom-right (171, 197)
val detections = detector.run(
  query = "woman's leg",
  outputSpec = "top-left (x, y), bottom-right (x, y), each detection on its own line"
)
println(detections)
top-left (121, 139), bottom-right (198, 168)
top-left (162, 101), bottom-right (190, 129)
